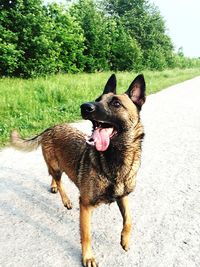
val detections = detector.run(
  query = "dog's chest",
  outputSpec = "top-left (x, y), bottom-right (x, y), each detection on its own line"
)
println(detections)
top-left (91, 175), bottom-right (136, 206)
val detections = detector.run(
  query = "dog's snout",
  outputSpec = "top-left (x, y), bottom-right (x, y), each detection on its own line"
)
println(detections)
top-left (81, 102), bottom-right (96, 114)
top-left (81, 102), bottom-right (97, 119)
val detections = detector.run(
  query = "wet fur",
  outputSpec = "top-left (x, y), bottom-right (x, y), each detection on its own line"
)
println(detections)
top-left (11, 74), bottom-right (146, 267)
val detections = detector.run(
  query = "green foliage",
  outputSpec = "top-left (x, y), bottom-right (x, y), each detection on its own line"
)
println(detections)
top-left (107, 19), bottom-right (142, 71)
top-left (103, 0), bottom-right (174, 70)
top-left (0, 0), bottom-right (85, 77)
top-left (45, 3), bottom-right (85, 73)
top-left (0, 4), bottom-right (22, 75)
top-left (0, 0), bottom-right (199, 77)
top-left (70, 0), bottom-right (111, 72)
top-left (173, 54), bottom-right (200, 69)
top-left (71, 0), bottom-right (145, 72)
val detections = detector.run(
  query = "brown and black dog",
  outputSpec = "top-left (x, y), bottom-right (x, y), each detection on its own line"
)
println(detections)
top-left (11, 74), bottom-right (146, 267)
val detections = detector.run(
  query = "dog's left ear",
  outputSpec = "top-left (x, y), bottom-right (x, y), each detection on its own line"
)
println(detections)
top-left (125, 74), bottom-right (146, 110)
top-left (103, 74), bottom-right (117, 94)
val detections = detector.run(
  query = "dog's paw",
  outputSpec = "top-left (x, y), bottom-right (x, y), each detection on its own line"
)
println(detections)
top-left (121, 230), bottom-right (130, 251)
top-left (63, 199), bottom-right (73, 210)
top-left (120, 224), bottom-right (131, 251)
top-left (121, 240), bottom-right (129, 251)
top-left (82, 257), bottom-right (98, 267)
top-left (51, 186), bottom-right (58, 194)
top-left (120, 236), bottom-right (130, 251)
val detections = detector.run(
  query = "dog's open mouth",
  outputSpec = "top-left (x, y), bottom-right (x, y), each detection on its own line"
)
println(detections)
top-left (86, 121), bottom-right (117, 151)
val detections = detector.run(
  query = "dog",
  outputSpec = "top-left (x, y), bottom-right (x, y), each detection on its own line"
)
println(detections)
top-left (11, 74), bottom-right (146, 267)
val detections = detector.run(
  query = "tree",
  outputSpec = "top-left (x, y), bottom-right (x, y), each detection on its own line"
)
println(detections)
top-left (0, 0), bottom-right (193, 77)
top-left (102, 0), bottom-right (174, 70)
top-left (0, 1), bottom-right (22, 76)
top-left (107, 19), bottom-right (142, 71)
top-left (70, 0), bottom-right (111, 72)
top-left (0, 0), bottom-right (85, 77)
top-left (45, 3), bottom-right (85, 73)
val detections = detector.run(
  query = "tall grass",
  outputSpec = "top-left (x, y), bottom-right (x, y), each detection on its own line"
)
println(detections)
top-left (1, 68), bottom-right (200, 147)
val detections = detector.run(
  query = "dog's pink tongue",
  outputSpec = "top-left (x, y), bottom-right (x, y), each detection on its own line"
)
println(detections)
top-left (93, 128), bottom-right (113, 151)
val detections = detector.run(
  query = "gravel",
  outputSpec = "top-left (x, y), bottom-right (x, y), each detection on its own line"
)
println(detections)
top-left (1, 76), bottom-right (200, 267)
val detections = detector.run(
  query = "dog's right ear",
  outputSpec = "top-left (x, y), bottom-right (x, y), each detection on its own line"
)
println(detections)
top-left (103, 74), bottom-right (117, 95)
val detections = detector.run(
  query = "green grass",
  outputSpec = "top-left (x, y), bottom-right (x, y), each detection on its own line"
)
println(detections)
top-left (1, 68), bottom-right (200, 147)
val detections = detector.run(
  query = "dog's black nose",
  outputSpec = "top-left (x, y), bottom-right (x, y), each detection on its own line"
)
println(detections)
top-left (81, 102), bottom-right (96, 114)
top-left (81, 102), bottom-right (96, 119)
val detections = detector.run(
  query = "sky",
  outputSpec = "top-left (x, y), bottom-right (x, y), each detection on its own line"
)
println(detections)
top-left (150, 0), bottom-right (200, 58)
top-left (46, 0), bottom-right (200, 58)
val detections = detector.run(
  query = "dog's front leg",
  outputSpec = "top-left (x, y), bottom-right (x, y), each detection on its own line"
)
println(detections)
top-left (80, 199), bottom-right (97, 267)
top-left (117, 195), bottom-right (132, 251)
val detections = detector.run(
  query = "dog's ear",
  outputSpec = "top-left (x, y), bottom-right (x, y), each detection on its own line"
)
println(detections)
top-left (125, 74), bottom-right (146, 110)
top-left (103, 74), bottom-right (117, 94)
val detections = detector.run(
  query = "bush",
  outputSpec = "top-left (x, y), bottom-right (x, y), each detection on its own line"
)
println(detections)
top-left (70, 0), bottom-right (111, 72)
top-left (108, 20), bottom-right (142, 71)
top-left (0, 0), bottom-right (85, 77)
top-left (0, 0), bottom-right (199, 77)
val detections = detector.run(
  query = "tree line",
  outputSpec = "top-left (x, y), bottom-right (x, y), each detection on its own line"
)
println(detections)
top-left (0, 0), bottom-right (199, 78)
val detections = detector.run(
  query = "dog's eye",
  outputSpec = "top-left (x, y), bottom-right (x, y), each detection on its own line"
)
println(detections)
top-left (112, 100), bottom-right (121, 108)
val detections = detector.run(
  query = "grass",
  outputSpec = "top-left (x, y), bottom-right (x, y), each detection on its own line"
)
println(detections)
top-left (1, 68), bottom-right (200, 147)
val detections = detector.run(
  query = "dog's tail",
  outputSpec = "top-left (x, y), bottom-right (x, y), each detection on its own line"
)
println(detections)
top-left (10, 130), bottom-right (43, 152)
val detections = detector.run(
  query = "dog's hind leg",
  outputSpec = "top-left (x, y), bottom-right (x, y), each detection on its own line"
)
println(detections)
top-left (49, 168), bottom-right (72, 210)
top-left (42, 146), bottom-right (72, 209)
top-left (51, 177), bottom-right (58, 193)
top-left (117, 195), bottom-right (132, 251)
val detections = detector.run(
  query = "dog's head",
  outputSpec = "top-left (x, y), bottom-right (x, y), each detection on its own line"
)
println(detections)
top-left (81, 74), bottom-right (146, 152)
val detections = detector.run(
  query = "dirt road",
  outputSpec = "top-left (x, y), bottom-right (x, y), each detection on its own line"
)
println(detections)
top-left (1, 77), bottom-right (200, 267)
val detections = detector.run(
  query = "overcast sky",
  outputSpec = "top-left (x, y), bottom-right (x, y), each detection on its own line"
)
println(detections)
top-left (46, 0), bottom-right (200, 58)
top-left (150, 0), bottom-right (200, 58)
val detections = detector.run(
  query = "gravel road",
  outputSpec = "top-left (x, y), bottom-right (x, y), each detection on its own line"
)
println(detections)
top-left (1, 77), bottom-right (200, 267)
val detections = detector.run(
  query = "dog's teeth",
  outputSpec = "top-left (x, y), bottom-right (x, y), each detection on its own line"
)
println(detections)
top-left (86, 140), bottom-right (95, 146)
top-left (86, 137), bottom-right (95, 146)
